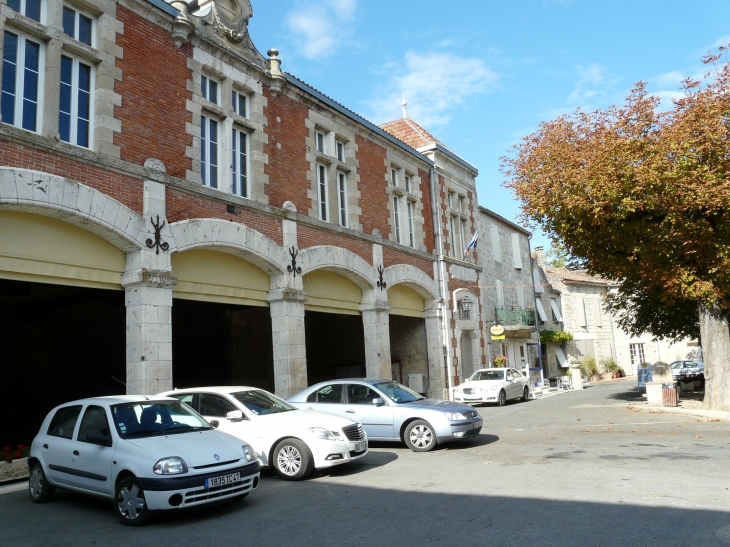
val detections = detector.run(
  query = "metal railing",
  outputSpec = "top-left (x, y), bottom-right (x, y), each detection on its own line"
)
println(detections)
top-left (495, 306), bottom-right (536, 327)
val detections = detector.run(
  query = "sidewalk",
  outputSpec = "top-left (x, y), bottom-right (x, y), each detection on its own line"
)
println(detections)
top-left (627, 402), bottom-right (730, 422)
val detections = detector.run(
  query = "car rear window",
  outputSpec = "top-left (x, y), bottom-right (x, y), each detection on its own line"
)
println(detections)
top-left (47, 405), bottom-right (83, 439)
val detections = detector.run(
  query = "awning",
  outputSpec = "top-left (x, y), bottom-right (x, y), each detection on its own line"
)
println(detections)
top-left (535, 298), bottom-right (548, 321)
top-left (555, 347), bottom-right (567, 365)
top-left (550, 299), bottom-right (563, 321)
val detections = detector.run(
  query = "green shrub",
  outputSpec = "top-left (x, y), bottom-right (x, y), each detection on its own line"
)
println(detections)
top-left (580, 356), bottom-right (599, 378)
top-left (540, 329), bottom-right (574, 343)
top-left (600, 357), bottom-right (622, 374)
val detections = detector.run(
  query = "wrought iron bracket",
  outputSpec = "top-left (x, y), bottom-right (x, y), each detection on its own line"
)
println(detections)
top-left (376, 265), bottom-right (387, 290)
top-left (146, 215), bottom-right (169, 255)
top-left (287, 246), bottom-right (302, 277)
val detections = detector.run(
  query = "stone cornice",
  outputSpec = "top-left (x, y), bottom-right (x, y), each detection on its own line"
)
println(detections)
top-left (359, 300), bottom-right (392, 313)
top-left (267, 288), bottom-right (308, 303)
top-left (122, 269), bottom-right (178, 288)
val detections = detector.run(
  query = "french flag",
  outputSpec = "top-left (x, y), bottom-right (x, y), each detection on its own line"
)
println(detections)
top-left (463, 230), bottom-right (478, 258)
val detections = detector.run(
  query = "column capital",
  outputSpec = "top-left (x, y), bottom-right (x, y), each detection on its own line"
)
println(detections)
top-left (360, 300), bottom-right (392, 313)
top-left (424, 308), bottom-right (442, 319)
top-left (122, 269), bottom-right (177, 289)
top-left (267, 288), bottom-right (308, 304)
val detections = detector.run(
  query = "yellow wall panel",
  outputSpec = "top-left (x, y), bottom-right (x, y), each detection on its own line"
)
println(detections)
top-left (388, 284), bottom-right (425, 318)
top-left (303, 270), bottom-right (362, 314)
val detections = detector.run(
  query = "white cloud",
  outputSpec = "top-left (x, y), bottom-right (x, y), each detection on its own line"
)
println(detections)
top-left (284, 0), bottom-right (357, 60)
top-left (368, 50), bottom-right (498, 127)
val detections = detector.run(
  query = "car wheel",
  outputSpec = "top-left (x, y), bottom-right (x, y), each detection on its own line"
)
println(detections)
top-left (115, 476), bottom-right (150, 526)
top-left (497, 390), bottom-right (507, 406)
top-left (273, 439), bottom-right (314, 481)
top-left (404, 420), bottom-right (437, 452)
top-left (521, 387), bottom-right (530, 402)
top-left (28, 462), bottom-right (54, 503)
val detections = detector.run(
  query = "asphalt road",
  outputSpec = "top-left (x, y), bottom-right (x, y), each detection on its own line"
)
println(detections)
top-left (2, 378), bottom-right (729, 547)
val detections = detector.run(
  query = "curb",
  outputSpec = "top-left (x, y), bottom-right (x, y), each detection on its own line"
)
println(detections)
top-left (626, 404), bottom-right (730, 421)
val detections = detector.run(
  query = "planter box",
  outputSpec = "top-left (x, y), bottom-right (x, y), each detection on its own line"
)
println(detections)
top-left (0, 457), bottom-right (29, 483)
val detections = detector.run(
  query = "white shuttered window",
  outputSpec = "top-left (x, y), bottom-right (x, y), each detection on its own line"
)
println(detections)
top-left (578, 297), bottom-right (587, 326)
top-left (491, 223), bottom-right (501, 262)
top-left (511, 233), bottom-right (522, 269)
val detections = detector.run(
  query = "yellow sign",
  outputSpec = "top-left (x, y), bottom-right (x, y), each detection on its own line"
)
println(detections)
top-left (490, 324), bottom-right (506, 336)
top-left (491, 335), bottom-right (506, 340)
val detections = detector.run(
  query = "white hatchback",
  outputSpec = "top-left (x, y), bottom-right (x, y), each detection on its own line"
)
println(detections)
top-left (453, 368), bottom-right (531, 406)
top-left (28, 396), bottom-right (260, 525)
top-left (159, 387), bottom-right (368, 480)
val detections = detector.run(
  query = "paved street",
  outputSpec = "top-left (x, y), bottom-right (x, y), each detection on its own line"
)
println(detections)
top-left (2, 378), bottom-right (729, 547)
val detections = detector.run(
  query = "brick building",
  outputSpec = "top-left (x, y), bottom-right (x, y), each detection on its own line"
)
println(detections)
top-left (0, 0), bottom-right (502, 440)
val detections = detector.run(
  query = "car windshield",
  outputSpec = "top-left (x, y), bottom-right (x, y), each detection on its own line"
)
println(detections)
top-left (231, 390), bottom-right (296, 415)
top-left (111, 400), bottom-right (211, 438)
top-left (373, 381), bottom-right (425, 404)
top-left (470, 370), bottom-right (504, 381)
top-left (670, 362), bottom-right (683, 370)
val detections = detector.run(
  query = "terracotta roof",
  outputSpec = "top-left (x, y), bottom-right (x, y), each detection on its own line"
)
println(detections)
top-left (544, 268), bottom-right (615, 285)
top-left (379, 118), bottom-right (443, 149)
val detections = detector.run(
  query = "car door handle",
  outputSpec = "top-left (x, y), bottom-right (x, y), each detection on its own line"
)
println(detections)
top-left (43, 444), bottom-right (48, 449)
top-left (73, 450), bottom-right (79, 456)
top-left (346, 409), bottom-right (355, 413)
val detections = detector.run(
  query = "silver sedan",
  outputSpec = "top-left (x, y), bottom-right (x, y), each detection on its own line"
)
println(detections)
top-left (287, 379), bottom-right (483, 452)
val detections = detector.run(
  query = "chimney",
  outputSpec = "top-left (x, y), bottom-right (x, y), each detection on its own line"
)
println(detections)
top-left (534, 246), bottom-right (546, 267)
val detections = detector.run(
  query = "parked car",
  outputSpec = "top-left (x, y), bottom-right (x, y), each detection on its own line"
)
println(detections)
top-left (669, 360), bottom-right (705, 390)
top-left (287, 379), bottom-right (483, 452)
top-left (453, 368), bottom-right (530, 406)
top-left (159, 387), bottom-right (367, 480)
top-left (28, 396), bottom-right (260, 525)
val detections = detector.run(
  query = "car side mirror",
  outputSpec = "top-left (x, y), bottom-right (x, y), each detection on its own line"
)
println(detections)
top-left (87, 431), bottom-right (112, 447)
top-left (226, 410), bottom-right (244, 421)
top-left (372, 398), bottom-right (385, 407)
top-left (209, 420), bottom-right (220, 429)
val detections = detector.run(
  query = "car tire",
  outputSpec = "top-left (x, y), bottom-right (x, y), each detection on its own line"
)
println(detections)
top-left (28, 462), bottom-right (54, 503)
top-left (273, 439), bottom-right (314, 481)
top-left (521, 387), bottom-right (530, 402)
top-left (404, 420), bottom-right (437, 452)
top-left (497, 390), bottom-right (507, 406)
top-left (115, 476), bottom-right (150, 526)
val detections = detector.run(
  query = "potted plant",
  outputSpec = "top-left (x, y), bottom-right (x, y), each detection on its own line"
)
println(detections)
top-left (493, 354), bottom-right (507, 367)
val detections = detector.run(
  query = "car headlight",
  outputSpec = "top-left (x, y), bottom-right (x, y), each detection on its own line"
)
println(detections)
top-left (445, 412), bottom-right (467, 421)
top-left (309, 427), bottom-right (344, 441)
top-left (153, 457), bottom-right (188, 475)
top-left (242, 444), bottom-right (256, 462)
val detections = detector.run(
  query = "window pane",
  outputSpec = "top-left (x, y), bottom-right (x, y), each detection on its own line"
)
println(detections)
top-left (22, 41), bottom-right (40, 131)
top-left (208, 118), bottom-right (217, 188)
top-left (201, 76), bottom-right (208, 101)
top-left (78, 14), bottom-right (92, 46)
top-left (59, 56), bottom-right (72, 142)
top-left (77, 406), bottom-right (110, 443)
top-left (394, 197), bottom-right (401, 243)
top-left (231, 128), bottom-right (238, 194)
top-left (63, 7), bottom-right (76, 37)
top-left (48, 405), bottom-right (83, 439)
top-left (1, 33), bottom-right (18, 126)
top-left (208, 79), bottom-right (217, 104)
top-left (7, 0), bottom-right (20, 13)
top-left (239, 131), bottom-right (247, 197)
top-left (199, 394), bottom-right (234, 417)
top-left (200, 115), bottom-right (206, 185)
top-left (25, 0), bottom-right (41, 21)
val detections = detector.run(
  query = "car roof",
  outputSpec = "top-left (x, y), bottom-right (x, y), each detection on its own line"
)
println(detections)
top-left (473, 368), bottom-right (511, 372)
top-left (57, 395), bottom-right (177, 406)
top-left (310, 378), bottom-right (390, 386)
top-left (161, 386), bottom-right (263, 395)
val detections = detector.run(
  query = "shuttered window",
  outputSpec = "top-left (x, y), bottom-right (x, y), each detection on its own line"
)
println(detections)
top-left (491, 223), bottom-right (501, 263)
top-left (511, 233), bottom-right (522, 269)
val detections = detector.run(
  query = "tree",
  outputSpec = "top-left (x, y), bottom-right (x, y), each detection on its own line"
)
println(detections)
top-left (546, 241), bottom-right (569, 268)
top-left (501, 48), bottom-right (730, 411)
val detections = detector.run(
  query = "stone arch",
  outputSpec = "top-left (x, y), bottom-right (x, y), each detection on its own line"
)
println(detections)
top-left (452, 287), bottom-right (479, 313)
top-left (297, 246), bottom-right (376, 291)
top-left (383, 264), bottom-right (439, 304)
top-left (168, 218), bottom-right (287, 279)
top-left (0, 167), bottom-right (146, 252)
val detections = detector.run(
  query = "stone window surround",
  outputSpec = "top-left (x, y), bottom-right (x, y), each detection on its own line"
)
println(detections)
top-left (385, 150), bottom-right (425, 252)
top-left (187, 47), bottom-right (268, 204)
top-left (0, 0), bottom-right (121, 156)
top-left (444, 183), bottom-right (472, 262)
top-left (305, 110), bottom-right (362, 232)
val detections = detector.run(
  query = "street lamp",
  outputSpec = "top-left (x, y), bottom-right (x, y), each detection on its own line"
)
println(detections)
top-left (457, 295), bottom-right (473, 318)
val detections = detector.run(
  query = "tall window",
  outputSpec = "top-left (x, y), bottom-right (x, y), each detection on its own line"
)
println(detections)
top-left (201, 115), bottom-right (218, 188)
top-left (405, 175), bottom-right (411, 193)
top-left (231, 128), bottom-right (247, 197)
top-left (232, 90), bottom-right (247, 117)
top-left (391, 168), bottom-right (398, 187)
top-left (337, 172), bottom-right (347, 227)
top-left (407, 201), bottom-right (415, 248)
top-left (447, 191), bottom-right (454, 209)
top-left (315, 130), bottom-right (325, 153)
top-left (460, 220), bottom-right (467, 257)
top-left (59, 55), bottom-right (91, 147)
top-left (630, 343), bottom-right (646, 366)
top-left (393, 197), bottom-right (401, 244)
top-left (1, 32), bottom-right (41, 132)
top-left (201, 75), bottom-right (218, 104)
top-left (449, 216), bottom-right (457, 257)
top-left (62, 6), bottom-right (93, 46)
top-left (317, 163), bottom-right (328, 221)
top-left (336, 140), bottom-right (344, 161)
top-left (7, 0), bottom-right (41, 21)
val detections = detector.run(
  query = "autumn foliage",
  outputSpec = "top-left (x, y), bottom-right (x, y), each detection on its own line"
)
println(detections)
top-left (501, 47), bottom-right (730, 411)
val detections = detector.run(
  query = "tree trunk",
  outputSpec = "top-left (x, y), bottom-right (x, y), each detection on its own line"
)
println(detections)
top-left (698, 302), bottom-right (730, 411)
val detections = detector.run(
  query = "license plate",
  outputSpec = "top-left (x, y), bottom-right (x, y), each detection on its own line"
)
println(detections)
top-left (205, 472), bottom-right (240, 489)
top-left (355, 442), bottom-right (366, 453)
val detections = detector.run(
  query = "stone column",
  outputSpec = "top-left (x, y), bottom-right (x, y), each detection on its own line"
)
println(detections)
top-left (425, 308), bottom-right (446, 399)
top-left (268, 288), bottom-right (308, 398)
top-left (360, 299), bottom-right (392, 379)
top-left (122, 268), bottom-right (176, 395)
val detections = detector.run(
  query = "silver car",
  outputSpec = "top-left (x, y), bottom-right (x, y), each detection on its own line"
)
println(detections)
top-left (287, 379), bottom-right (483, 452)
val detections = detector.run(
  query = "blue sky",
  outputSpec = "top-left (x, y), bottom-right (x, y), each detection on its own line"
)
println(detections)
top-left (248, 0), bottom-right (730, 250)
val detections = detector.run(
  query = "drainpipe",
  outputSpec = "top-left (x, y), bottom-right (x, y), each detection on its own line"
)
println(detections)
top-left (607, 283), bottom-right (620, 370)
top-left (527, 235), bottom-right (544, 385)
top-left (429, 166), bottom-right (453, 399)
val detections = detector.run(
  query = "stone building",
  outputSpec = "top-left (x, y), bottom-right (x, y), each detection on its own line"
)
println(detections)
top-left (476, 207), bottom-right (540, 383)
top-left (531, 254), bottom-right (567, 379)
top-left (0, 0), bottom-right (509, 441)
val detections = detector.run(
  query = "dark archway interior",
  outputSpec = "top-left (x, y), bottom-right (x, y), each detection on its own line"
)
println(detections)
top-left (0, 279), bottom-right (126, 446)
top-left (305, 311), bottom-right (365, 385)
top-left (389, 315), bottom-right (428, 387)
top-left (171, 299), bottom-right (274, 393)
